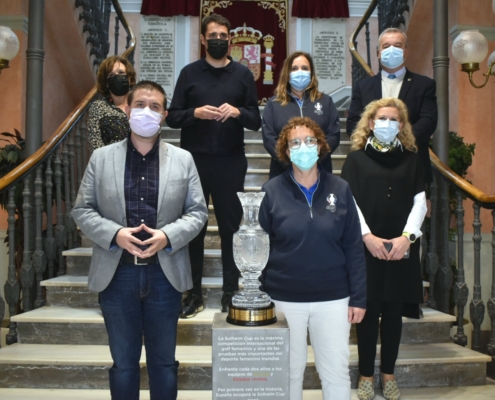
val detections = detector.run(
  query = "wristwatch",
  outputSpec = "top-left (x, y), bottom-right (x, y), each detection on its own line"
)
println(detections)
top-left (402, 232), bottom-right (416, 243)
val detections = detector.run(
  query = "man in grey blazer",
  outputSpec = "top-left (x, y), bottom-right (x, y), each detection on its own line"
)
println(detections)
top-left (72, 81), bottom-right (207, 400)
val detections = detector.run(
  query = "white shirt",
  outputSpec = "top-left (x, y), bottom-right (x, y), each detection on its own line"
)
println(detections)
top-left (354, 191), bottom-right (427, 239)
top-left (381, 66), bottom-right (406, 98)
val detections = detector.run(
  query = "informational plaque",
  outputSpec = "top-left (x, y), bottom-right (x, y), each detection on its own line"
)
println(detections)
top-left (140, 16), bottom-right (175, 98)
top-left (312, 19), bottom-right (347, 94)
top-left (212, 313), bottom-right (289, 399)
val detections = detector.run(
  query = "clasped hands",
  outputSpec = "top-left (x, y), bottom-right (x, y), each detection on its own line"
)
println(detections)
top-left (363, 233), bottom-right (410, 261)
top-left (194, 103), bottom-right (240, 122)
top-left (116, 224), bottom-right (168, 258)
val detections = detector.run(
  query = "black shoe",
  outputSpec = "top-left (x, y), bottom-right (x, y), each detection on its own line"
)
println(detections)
top-left (221, 291), bottom-right (235, 312)
top-left (179, 293), bottom-right (204, 319)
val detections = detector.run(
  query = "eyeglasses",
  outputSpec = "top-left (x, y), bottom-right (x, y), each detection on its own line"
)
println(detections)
top-left (207, 33), bottom-right (229, 40)
top-left (289, 137), bottom-right (318, 149)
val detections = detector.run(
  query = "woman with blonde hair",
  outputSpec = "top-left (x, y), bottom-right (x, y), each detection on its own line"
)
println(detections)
top-left (341, 98), bottom-right (427, 400)
top-left (262, 51), bottom-right (340, 178)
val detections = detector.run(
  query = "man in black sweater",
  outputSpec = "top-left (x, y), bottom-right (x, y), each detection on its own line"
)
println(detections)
top-left (166, 14), bottom-right (261, 318)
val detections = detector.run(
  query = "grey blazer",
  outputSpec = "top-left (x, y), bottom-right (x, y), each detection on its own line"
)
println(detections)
top-left (72, 139), bottom-right (208, 293)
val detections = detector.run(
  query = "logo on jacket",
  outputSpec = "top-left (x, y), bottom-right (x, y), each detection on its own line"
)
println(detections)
top-left (326, 194), bottom-right (337, 212)
top-left (314, 102), bottom-right (323, 115)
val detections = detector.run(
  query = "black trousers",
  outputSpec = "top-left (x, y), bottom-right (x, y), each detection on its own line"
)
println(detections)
top-left (356, 301), bottom-right (404, 377)
top-left (189, 153), bottom-right (247, 295)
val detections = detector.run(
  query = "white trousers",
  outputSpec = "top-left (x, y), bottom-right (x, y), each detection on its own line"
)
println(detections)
top-left (273, 297), bottom-right (351, 400)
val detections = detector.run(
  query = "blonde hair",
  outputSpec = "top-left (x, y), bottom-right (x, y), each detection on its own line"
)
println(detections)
top-left (273, 52), bottom-right (322, 106)
top-left (350, 98), bottom-right (417, 152)
top-left (276, 117), bottom-right (330, 164)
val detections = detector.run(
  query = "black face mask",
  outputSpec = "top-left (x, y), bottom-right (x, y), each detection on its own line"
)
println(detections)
top-left (107, 74), bottom-right (130, 96)
top-left (206, 39), bottom-right (229, 60)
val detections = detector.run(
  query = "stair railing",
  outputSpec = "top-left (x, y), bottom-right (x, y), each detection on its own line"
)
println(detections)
top-left (0, 0), bottom-right (135, 346)
top-left (429, 152), bottom-right (495, 356)
top-left (349, 0), bottom-right (376, 85)
top-left (349, 0), bottom-right (494, 357)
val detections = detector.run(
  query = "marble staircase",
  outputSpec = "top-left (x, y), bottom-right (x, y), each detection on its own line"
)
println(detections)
top-left (0, 112), bottom-right (492, 398)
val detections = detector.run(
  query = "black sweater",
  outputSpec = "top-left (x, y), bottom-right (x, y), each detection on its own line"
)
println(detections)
top-left (258, 169), bottom-right (367, 307)
top-left (165, 57), bottom-right (261, 156)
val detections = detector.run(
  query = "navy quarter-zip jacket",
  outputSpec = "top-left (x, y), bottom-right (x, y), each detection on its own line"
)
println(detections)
top-left (262, 93), bottom-right (340, 173)
top-left (258, 169), bottom-right (367, 308)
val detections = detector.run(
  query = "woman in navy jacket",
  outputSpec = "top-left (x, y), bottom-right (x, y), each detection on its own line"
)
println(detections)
top-left (262, 51), bottom-right (341, 179)
top-left (259, 117), bottom-right (367, 400)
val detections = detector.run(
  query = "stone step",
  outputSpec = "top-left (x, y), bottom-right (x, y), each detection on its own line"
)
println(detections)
top-left (13, 306), bottom-right (456, 347)
top-left (163, 138), bottom-right (352, 156)
top-left (41, 274), bottom-right (232, 309)
top-left (1, 385), bottom-right (495, 400)
top-left (161, 126), bottom-right (350, 142)
top-left (63, 248), bottom-right (224, 277)
top-left (245, 153), bottom-right (271, 169)
top-left (0, 343), bottom-right (489, 390)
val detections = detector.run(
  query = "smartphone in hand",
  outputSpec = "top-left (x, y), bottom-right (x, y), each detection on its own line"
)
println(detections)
top-left (384, 242), bottom-right (409, 258)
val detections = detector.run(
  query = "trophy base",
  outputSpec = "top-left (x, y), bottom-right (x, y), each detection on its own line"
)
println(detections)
top-left (226, 302), bottom-right (277, 326)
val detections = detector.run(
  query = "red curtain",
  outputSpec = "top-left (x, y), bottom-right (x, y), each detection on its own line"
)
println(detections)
top-left (292, 0), bottom-right (349, 18)
top-left (140, 0), bottom-right (200, 17)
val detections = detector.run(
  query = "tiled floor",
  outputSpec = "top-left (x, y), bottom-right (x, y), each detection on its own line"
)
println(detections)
top-left (0, 383), bottom-right (494, 400)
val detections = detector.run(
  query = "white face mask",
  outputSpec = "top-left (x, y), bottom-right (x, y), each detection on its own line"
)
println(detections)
top-left (129, 107), bottom-right (163, 138)
top-left (373, 119), bottom-right (400, 143)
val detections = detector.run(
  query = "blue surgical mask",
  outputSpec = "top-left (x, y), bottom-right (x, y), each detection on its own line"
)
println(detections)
top-left (289, 143), bottom-right (319, 171)
top-left (289, 70), bottom-right (311, 91)
top-left (380, 46), bottom-right (404, 69)
top-left (373, 119), bottom-right (400, 143)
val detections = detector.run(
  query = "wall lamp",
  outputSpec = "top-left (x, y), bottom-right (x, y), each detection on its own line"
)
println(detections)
top-left (0, 26), bottom-right (20, 75)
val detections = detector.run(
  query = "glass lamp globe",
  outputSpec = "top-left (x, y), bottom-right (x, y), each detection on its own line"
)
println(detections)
top-left (488, 51), bottom-right (495, 68)
top-left (0, 26), bottom-right (20, 73)
top-left (452, 30), bottom-right (488, 66)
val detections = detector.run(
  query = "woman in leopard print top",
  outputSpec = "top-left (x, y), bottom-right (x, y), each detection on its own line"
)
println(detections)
top-left (88, 56), bottom-right (136, 151)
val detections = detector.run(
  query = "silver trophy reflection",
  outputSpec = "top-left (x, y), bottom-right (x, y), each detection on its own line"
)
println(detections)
top-left (227, 192), bottom-right (277, 326)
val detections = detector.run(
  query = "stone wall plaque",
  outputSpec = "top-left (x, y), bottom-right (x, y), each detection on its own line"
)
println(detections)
top-left (212, 312), bottom-right (289, 399)
top-left (312, 18), bottom-right (347, 94)
top-left (140, 16), bottom-right (175, 98)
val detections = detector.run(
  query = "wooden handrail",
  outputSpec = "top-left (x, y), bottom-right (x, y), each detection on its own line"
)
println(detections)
top-left (348, 0), bottom-right (377, 78)
top-left (347, 2), bottom-right (495, 208)
top-left (0, 0), bottom-right (135, 192)
top-left (429, 149), bottom-right (495, 207)
top-left (0, 87), bottom-right (97, 191)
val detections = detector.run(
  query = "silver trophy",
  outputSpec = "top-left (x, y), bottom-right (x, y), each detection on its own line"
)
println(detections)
top-left (227, 192), bottom-right (276, 326)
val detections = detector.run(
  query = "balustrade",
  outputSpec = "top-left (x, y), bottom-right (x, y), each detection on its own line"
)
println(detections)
top-left (0, 0), bottom-right (135, 343)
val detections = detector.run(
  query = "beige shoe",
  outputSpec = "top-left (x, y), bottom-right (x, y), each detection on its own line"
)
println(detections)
top-left (357, 378), bottom-right (375, 400)
top-left (382, 379), bottom-right (401, 400)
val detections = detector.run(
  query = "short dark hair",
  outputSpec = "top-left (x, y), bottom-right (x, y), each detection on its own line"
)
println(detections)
top-left (97, 55), bottom-right (136, 97)
top-left (127, 80), bottom-right (167, 110)
top-left (201, 13), bottom-right (230, 36)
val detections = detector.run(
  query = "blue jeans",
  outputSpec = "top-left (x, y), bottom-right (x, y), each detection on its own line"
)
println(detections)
top-left (99, 263), bottom-right (182, 400)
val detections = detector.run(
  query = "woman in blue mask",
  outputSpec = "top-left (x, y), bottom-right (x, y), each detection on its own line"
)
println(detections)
top-left (259, 117), bottom-right (367, 400)
top-left (341, 98), bottom-right (427, 400)
top-left (262, 51), bottom-right (341, 179)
